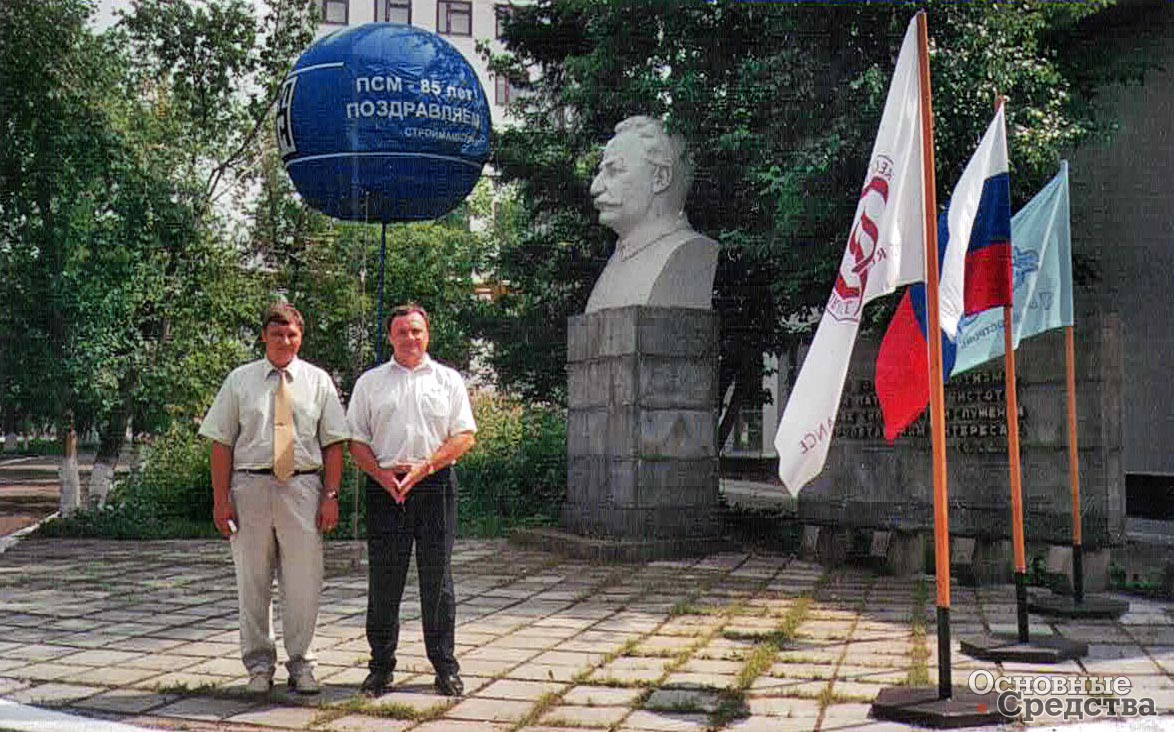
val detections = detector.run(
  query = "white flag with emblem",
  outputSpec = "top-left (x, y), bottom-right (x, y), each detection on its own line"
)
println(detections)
top-left (774, 15), bottom-right (927, 495)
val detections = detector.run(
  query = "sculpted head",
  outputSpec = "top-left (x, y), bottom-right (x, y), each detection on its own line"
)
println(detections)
top-left (589, 116), bottom-right (693, 239)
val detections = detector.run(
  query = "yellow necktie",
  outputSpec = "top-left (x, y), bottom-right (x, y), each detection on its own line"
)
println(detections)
top-left (273, 369), bottom-right (295, 481)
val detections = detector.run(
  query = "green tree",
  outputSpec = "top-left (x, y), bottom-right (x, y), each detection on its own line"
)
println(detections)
top-left (118, 0), bottom-right (318, 217)
top-left (480, 0), bottom-right (1133, 443)
top-left (1, 0), bottom-right (136, 489)
top-left (0, 0), bottom-right (317, 505)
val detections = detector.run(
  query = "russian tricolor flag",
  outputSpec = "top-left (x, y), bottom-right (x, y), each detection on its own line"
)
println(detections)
top-left (876, 106), bottom-right (1011, 441)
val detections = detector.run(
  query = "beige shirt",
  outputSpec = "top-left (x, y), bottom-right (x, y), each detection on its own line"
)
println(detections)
top-left (199, 357), bottom-right (349, 471)
top-left (347, 354), bottom-right (476, 467)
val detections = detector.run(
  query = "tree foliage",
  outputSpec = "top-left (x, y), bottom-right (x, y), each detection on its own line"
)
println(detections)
top-left (0, 0), bottom-right (315, 479)
top-left (481, 0), bottom-right (1128, 436)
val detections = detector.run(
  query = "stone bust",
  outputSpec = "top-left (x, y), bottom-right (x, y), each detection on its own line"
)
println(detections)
top-left (585, 116), bottom-right (719, 313)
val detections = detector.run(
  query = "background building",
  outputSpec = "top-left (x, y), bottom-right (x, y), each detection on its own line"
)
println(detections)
top-left (314, 0), bottom-right (523, 128)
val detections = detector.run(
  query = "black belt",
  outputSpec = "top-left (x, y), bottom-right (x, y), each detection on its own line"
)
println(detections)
top-left (237, 468), bottom-right (319, 476)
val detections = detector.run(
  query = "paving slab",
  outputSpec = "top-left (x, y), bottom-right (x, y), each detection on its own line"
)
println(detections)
top-left (745, 695), bottom-right (822, 717)
top-left (225, 705), bottom-right (322, 728)
top-left (319, 714), bottom-right (413, 731)
top-left (541, 703), bottom-right (630, 727)
top-left (6, 682), bottom-right (103, 705)
top-left (71, 689), bottom-right (178, 715)
top-left (661, 671), bottom-right (736, 689)
top-left (447, 696), bottom-right (535, 722)
top-left (150, 695), bottom-right (257, 721)
top-left (561, 684), bottom-right (645, 706)
top-left (0, 678), bottom-right (32, 695)
top-left (644, 688), bottom-right (724, 713)
top-left (618, 709), bottom-right (708, 731)
top-left (476, 678), bottom-right (567, 701)
top-left (58, 667), bottom-right (162, 687)
top-left (411, 720), bottom-right (510, 732)
top-left (2, 538), bottom-right (1173, 732)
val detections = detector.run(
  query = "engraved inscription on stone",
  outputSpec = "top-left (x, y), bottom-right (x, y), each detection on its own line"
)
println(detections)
top-left (835, 370), bottom-right (1024, 452)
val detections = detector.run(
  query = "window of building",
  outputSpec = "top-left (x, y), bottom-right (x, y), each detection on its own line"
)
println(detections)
top-left (494, 4), bottom-right (512, 39)
top-left (437, 0), bottom-right (472, 36)
top-left (494, 74), bottom-right (522, 106)
top-left (378, 0), bottom-right (411, 24)
top-left (320, 0), bottom-right (348, 24)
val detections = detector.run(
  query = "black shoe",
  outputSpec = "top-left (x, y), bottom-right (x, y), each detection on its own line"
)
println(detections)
top-left (434, 672), bottom-right (464, 697)
top-left (360, 670), bottom-right (391, 697)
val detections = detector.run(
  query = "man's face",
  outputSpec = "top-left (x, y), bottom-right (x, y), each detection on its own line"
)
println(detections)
top-left (261, 321), bottom-right (303, 368)
top-left (389, 312), bottom-right (430, 366)
top-left (590, 133), bottom-right (659, 238)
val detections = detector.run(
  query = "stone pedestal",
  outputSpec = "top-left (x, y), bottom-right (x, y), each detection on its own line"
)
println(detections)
top-left (544, 307), bottom-right (723, 560)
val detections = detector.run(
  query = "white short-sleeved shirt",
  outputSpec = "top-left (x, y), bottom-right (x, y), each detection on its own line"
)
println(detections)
top-left (347, 354), bottom-right (476, 467)
top-left (199, 357), bottom-right (349, 471)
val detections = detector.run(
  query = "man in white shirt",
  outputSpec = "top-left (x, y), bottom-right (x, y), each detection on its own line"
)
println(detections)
top-left (347, 303), bottom-right (477, 697)
top-left (199, 302), bottom-right (349, 695)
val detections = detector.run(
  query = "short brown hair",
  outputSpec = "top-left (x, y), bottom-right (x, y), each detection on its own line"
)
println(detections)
top-left (385, 302), bottom-right (429, 333)
top-left (262, 302), bottom-right (305, 332)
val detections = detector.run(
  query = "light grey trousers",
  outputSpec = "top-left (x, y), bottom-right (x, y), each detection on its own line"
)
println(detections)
top-left (229, 471), bottom-right (323, 677)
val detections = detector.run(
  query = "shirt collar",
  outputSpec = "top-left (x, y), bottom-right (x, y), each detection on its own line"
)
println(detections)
top-left (389, 353), bottom-right (433, 374)
top-left (267, 356), bottom-right (301, 380)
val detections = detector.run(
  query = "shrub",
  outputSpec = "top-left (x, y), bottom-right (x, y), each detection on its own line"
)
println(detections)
top-left (41, 393), bottom-right (568, 540)
top-left (39, 422), bottom-right (218, 539)
top-left (456, 393), bottom-right (566, 537)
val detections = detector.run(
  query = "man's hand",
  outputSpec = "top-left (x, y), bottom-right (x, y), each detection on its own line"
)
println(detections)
top-left (317, 494), bottom-right (340, 533)
top-left (213, 497), bottom-right (237, 538)
top-left (394, 460), bottom-right (432, 501)
top-left (375, 468), bottom-right (404, 502)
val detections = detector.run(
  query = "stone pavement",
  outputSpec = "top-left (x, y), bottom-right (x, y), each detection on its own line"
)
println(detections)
top-left (0, 538), bottom-right (1171, 732)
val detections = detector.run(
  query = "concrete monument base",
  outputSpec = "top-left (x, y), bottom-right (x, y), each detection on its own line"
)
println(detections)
top-left (543, 306), bottom-right (722, 561)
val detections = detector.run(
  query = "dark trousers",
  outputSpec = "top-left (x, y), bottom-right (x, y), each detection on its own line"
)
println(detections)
top-left (365, 470), bottom-right (458, 676)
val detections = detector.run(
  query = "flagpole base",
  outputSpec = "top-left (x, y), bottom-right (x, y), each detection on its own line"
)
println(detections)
top-left (871, 686), bottom-right (1010, 728)
top-left (1027, 593), bottom-right (1129, 620)
top-left (959, 633), bottom-right (1087, 663)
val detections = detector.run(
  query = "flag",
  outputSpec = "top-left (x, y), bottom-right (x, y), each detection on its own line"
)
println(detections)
top-left (875, 106), bottom-right (1011, 441)
top-left (774, 15), bottom-right (926, 495)
top-left (951, 161), bottom-right (1074, 374)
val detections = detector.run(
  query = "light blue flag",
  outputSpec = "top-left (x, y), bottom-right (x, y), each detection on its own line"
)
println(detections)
top-left (951, 161), bottom-right (1074, 375)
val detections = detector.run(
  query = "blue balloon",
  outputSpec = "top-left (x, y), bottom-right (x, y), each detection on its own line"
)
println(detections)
top-left (277, 23), bottom-right (492, 222)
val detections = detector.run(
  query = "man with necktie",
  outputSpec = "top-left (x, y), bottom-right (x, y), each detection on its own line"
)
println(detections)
top-left (200, 302), bottom-right (349, 695)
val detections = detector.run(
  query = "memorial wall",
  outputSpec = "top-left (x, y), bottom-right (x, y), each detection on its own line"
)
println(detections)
top-left (795, 311), bottom-right (1125, 549)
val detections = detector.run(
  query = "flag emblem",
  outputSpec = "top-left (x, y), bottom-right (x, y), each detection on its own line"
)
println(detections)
top-left (829, 155), bottom-right (894, 323)
top-left (1012, 247), bottom-right (1040, 290)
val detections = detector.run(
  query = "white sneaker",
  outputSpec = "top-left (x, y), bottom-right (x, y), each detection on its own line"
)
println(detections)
top-left (288, 666), bottom-right (320, 694)
top-left (246, 672), bottom-right (273, 694)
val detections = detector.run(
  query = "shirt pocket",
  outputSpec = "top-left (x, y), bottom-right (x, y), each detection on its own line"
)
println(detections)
top-left (421, 388), bottom-right (449, 420)
top-left (294, 390), bottom-right (323, 434)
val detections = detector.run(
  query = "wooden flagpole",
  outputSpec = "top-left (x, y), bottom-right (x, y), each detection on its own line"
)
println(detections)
top-left (874, 14), bottom-right (1013, 724)
top-left (915, 12), bottom-right (953, 701)
top-left (1004, 304), bottom-right (1031, 639)
top-left (1025, 166), bottom-right (1126, 622)
top-left (991, 95), bottom-right (1031, 644)
top-left (958, 108), bottom-right (1089, 665)
top-left (1065, 326), bottom-right (1085, 602)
